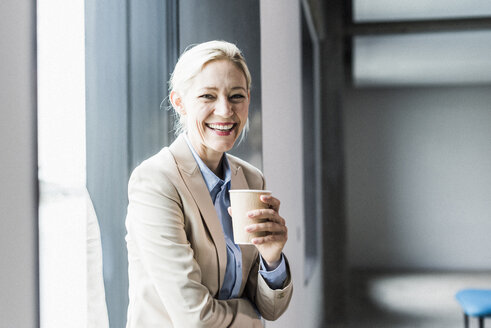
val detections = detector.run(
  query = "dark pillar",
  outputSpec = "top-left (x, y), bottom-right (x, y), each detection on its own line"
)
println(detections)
top-left (313, 0), bottom-right (349, 323)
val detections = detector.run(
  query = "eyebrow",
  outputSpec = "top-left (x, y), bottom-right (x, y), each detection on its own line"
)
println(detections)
top-left (199, 86), bottom-right (247, 92)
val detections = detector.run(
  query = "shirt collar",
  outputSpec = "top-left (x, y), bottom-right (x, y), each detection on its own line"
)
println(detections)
top-left (183, 133), bottom-right (231, 194)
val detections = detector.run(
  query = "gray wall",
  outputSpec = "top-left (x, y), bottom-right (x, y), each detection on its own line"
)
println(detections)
top-left (345, 86), bottom-right (491, 270)
top-left (0, 1), bottom-right (39, 326)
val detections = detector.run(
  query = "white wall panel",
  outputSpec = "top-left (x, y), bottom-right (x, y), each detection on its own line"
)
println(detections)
top-left (261, 1), bottom-right (323, 327)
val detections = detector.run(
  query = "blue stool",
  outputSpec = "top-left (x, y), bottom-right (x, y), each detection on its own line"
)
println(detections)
top-left (456, 289), bottom-right (491, 328)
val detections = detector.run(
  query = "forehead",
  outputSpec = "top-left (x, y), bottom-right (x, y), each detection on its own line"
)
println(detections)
top-left (192, 59), bottom-right (247, 88)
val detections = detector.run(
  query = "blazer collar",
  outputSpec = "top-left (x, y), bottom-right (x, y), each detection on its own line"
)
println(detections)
top-left (227, 154), bottom-right (249, 191)
top-left (169, 134), bottom-right (250, 290)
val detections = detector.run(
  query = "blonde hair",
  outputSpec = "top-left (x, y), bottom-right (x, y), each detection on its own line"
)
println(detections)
top-left (168, 40), bottom-right (251, 139)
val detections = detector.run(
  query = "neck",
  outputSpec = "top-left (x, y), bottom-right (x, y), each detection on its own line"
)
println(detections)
top-left (203, 155), bottom-right (224, 180)
top-left (188, 135), bottom-right (224, 178)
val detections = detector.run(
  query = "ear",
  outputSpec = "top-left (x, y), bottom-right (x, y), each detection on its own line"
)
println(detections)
top-left (170, 90), bottom-right (186, 115)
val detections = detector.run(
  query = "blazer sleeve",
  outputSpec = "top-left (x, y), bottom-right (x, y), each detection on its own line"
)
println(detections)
top-left (126, 163), bottom-right (262, 328)
top-left (243, 249), bottom-right (293, 321)
top-left (243, 173), bottom-right (294, 321)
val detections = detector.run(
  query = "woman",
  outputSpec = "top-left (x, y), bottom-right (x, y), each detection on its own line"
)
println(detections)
top-left (125, 40), bottom-right (293, 327)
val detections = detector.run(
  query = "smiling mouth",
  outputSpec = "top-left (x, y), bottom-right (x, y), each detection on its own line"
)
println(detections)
top-left (205, 123), bottom-right (237, 132)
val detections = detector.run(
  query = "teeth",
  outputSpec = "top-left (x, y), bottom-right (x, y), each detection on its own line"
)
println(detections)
top-left (207, 123), bottom-right (234, 131)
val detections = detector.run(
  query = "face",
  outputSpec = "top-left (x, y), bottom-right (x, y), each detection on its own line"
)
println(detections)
top-left (172, 59), bottom-right (250, 160)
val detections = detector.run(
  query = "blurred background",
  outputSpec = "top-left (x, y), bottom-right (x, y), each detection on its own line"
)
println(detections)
top-left (2, 0), bottom-right (491, 327)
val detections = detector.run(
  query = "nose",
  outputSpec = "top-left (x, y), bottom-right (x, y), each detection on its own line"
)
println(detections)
top-left (214, 97), bottom-right (233, 118)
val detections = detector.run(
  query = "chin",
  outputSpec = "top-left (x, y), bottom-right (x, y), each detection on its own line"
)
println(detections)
top-left (211, 141), bottom-right (236, 153)
top-left (207, 135), bottom-right (237, 152)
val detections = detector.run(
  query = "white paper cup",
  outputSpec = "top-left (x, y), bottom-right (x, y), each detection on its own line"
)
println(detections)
top-left (229, 189), bottom-right (271, 244)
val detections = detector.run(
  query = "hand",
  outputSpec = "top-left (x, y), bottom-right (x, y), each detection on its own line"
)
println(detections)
top-left (230, 195), bottom-right (288, 269)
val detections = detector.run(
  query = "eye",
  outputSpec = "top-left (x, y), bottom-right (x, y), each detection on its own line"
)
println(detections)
top-left (199, 94), bottom-right (215, 100)
top-left (230, 94), bottom-right (246, 102)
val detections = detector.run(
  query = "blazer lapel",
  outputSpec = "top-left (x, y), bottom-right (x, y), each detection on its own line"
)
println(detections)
top-left (169, 135), bottom-right (228, 290)
top-left (228, 155), bottom-right (249, 190)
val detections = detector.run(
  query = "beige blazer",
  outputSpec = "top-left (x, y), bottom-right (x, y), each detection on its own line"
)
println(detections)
top-left (125, 135), bottom-right (293, 327)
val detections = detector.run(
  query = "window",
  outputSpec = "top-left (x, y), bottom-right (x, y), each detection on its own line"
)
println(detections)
top-left (37, 0), bottom-right (87, 326)
top-left (354, 31), bottom-right (491, 86)
top-left (351, 1), bottom-right (491, 86)
top-left (354, 0), bottom-right (491, 22)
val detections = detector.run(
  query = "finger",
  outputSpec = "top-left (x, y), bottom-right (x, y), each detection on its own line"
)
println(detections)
top-left (260, 195), bottom-right (280, 212)
top-left (246, 221), bottom-right (287, 234)
top-left (247, 209), bottom-right (286, 225)
top-left (227, 206), bottom-right (232, 217)
top-left (247, 208), bottom-right (276, 219)
top-left (251, 232), bottom-right (287, 245)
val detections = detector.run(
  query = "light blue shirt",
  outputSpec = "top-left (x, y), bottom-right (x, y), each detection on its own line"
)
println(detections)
top-left (184, 135), bottom-right (287, 299)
